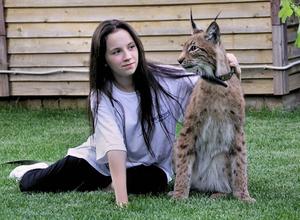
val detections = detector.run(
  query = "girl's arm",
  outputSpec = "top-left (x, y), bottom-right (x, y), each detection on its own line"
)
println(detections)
top-left (107, 150), bottom-right (128, 207)
top-left (92, 93), bottom-right (128, 206)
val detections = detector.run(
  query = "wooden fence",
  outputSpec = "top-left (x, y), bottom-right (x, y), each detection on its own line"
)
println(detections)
top-left (0, 0), bottom-right (299, 104)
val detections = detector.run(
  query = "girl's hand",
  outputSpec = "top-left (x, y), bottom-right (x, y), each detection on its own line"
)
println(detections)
top-left (226, 53), bottom-right (241, 80)
top-left (226, 53), bottom-right (239, 67)
top-left (117, 201), bottom-right (128, 208)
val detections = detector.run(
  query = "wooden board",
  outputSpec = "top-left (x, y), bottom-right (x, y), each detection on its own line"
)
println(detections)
top-left (9, 71), bottom-right (89, 82)
top-left (9, 50), bottom-right (273, 68)
top-left (242, 78), bottom-right (274, 94)
top-left (287, 62), bottom-right (300, 93)
top-left (0, 0), bottom-right (9, 96)
top-left (9, 78), bottom-right (273, 96)
top-left (9, 67), bottom-right (273, 82)
top-left (155, 49), bottom-right (273, 64)
top-left (240, 68), bottom-right (274, 79)
top-left (288, 72), bottom-right (300, 91)
top-left (0, 34), bottom-right (7, 69)
top-left (8, 33), bottom-right (273, 54)
top-left (9, 53), bottom-right (90, 67)
top-left (272, 24), bottom-right (289, 95)
top-left (10, 81), bottom-right (90, 96)
top-left (0, 74), bottom-right (9, 96)
top-left (288, 43), bottom-right (300, 59)
top-left (7, 18), bottom-right (272, 38)
top-left (287, 25), bottom-right (297, 43)
top-left (5, 3), bottom-right (270, 23)
top-left (4, 0), bottom-right (269, 7)
top-left (287, 63), bottom-right (300, 75)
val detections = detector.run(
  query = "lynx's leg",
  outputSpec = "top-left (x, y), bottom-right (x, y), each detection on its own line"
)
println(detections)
top-left (172, 122), bottom-right (198, 200)
top-left (230, 127), bottom-right (255, 203)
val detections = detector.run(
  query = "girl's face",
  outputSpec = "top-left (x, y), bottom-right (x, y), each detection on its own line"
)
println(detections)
top-left (105, 29), bottom-right (139, 82)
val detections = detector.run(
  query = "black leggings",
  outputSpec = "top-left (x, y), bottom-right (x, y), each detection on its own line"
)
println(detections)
top-left (20, 156), bottom-right (168, 194)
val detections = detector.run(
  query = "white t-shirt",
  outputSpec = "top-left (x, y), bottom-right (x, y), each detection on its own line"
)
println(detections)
top-left (67, 67), bottom-right (198, 181)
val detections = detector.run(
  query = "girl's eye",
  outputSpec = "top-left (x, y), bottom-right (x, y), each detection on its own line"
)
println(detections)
top-left (112, 49), bottom-right (121, 55)
top-left (129, 44), bottom-right (136, 50)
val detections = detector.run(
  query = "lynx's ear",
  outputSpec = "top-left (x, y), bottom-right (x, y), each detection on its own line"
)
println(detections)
top-left (190, 9), bottom-right (202, 34)
top-left (205, 21), bottom-right (220, 44)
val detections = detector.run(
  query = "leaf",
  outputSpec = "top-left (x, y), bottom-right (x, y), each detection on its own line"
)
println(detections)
top-left (292, 5), bottom-right (300, 17)
top-left (279, 0), bottom-right (293, 22)
top-left (295, 24), bottom-right (300, 48)
top-left (289, 0), bottom-right (300, 16)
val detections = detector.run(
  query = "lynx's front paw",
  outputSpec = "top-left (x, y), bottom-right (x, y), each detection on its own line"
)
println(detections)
top-left (243, 196), bottom-right (256, 203)
top-left (167, 191), bottom-right (174, 197)
top-left (172, 190), bottom-right (189, 200)
top-left (233, 192), bottom-right (256, 203)
top-left (238, 196), bottom-right (256, 203)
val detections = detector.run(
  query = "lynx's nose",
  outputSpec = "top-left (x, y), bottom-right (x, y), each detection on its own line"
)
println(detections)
top-left (178, 52), bottom-right (185, 64)
top-left (178, 58), bottom-right (184, 64)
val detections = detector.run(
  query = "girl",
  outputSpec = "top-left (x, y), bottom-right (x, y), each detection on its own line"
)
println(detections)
top-left (9, 19), bottom-right (239, 207)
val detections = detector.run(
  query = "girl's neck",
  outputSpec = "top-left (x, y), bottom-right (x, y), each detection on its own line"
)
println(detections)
top-left (114, 77), bottom-right (134, 92)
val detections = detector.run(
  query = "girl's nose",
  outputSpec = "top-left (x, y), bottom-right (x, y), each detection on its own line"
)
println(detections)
top-left (123, 50), bottom-right (132, 61)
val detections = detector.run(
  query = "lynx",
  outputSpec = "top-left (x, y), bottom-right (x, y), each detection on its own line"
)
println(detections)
top-left (172, 13), bottom-right (255, 203)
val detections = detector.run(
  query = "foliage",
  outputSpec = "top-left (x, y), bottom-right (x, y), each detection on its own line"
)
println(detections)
top-left (279, 0), bottom-right (300, 47)
top-left (0, 107), bottom-right (299, 219)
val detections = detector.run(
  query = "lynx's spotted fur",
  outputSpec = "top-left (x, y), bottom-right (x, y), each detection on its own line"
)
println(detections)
top-left (172, 14), bottom-right (255, 203)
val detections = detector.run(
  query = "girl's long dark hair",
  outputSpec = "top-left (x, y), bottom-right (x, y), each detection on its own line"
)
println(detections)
top-left (89, 19), bottom-right (192, 156)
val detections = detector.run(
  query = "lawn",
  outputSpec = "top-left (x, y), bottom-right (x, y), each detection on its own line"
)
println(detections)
top-left (0, 107), bottom-right (299, 220)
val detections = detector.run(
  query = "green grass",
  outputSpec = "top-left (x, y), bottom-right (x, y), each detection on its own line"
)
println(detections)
top-left (0, 107), bottom-right (299, 220)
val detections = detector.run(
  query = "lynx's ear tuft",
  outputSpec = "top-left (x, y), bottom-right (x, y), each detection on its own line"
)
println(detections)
top-left (214, 11), bottom-right (222, 22)
top-left (190, 9), bottom-right (202, 35)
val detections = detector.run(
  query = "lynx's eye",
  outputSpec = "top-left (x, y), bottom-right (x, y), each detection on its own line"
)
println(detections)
top-left (188, 45), bottom-right (200, 52)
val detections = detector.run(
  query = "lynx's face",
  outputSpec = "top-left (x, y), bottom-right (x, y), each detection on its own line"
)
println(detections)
top-left (178, 33), bottom-right (216, 79)
top-left (178, 19), bottom-right (232, 87)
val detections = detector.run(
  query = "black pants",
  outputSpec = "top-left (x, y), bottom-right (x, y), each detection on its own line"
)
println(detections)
top-left (20, 156), bottom-right (168, 194)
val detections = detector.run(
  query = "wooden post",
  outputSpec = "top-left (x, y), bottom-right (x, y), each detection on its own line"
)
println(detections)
top-left (271, 0), bottom-right (289, 95)
top-left (0, 0), bottom-right (9, 97)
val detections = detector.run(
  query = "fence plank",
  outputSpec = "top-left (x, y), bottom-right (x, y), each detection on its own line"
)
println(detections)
top-left (4, 0), bottom-right (268, 7)
top-left (10, 81), bottom-right (89, 96)
top-left (6, 3), bottom-right (270, 23)
top-left (271, 0), bottom-right (289, 95)
top-left (288, 43), bottom-right (300, 59)
top-left (9, 50), bottom-right (273, 67)
top-left (242, 79), bottom-right (274, 94)
top-left (9, 78), bottom-right (273, 96)
top-left (272, 26), bottom-right (289, 95)
top-left (287, 25), bottom-right (297, 43)
top-left (10, 72), bottom-right (89, 82)
top-left (8, 34), bottom-right (273, 54)
top-left (0, 73), bottom-right (9, 96)
top-left (7, 18), bottom-right (272, 38)
top-left (9, 67), bottom-right (274, 82)
top-left (288, 73), bottom-right (300, 91)
top-left (0, 0), bottom-right (9, 96)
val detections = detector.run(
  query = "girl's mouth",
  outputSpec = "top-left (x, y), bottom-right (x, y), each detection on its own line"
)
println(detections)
top-left (122, 62), bottom-right (135, 68)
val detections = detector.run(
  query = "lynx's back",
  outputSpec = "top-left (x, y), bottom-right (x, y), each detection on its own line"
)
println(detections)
top-left (172, 14), bottom-right (255, 203)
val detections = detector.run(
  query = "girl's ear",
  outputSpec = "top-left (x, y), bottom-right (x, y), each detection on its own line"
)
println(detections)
top-left (205, 21), bottom-right (220, 44)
